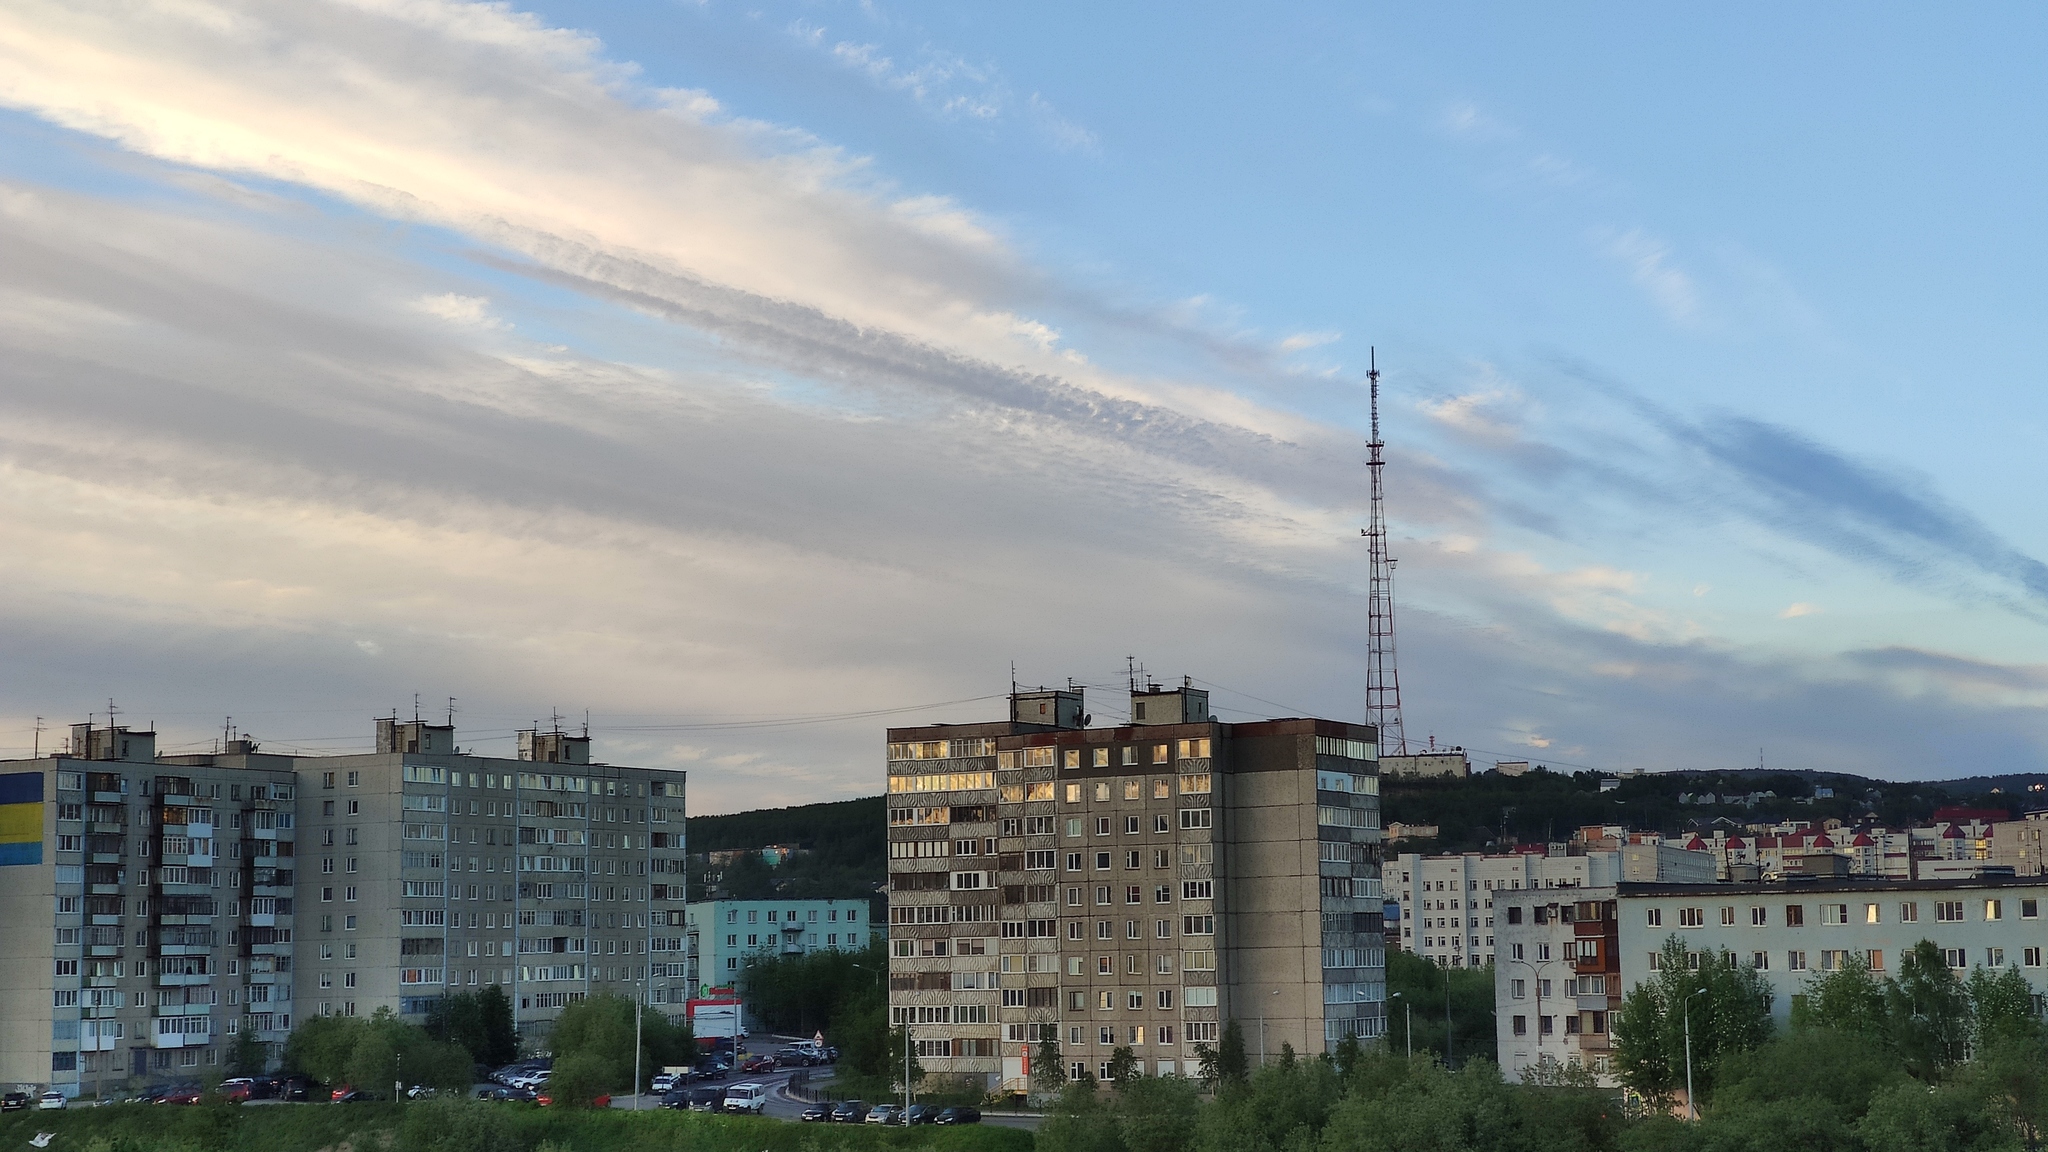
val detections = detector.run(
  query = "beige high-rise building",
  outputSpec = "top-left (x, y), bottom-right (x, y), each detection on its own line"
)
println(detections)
top-left (885, 683), bottom-right (1386, 1093)
top-left (0, 715), bottom-right (688, 1098)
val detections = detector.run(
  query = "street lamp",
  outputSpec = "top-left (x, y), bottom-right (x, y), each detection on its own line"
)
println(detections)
top-left (1390, 991), bottom-right (1410, 1060)
top-left (633, 978), bottom-right (645, 1111)
top-left (1258, 989), bottom-right (1279, 1067)
top-left (1507, 957), bottom-right (1560, 1069)
top-left (1683, 987), bottom-right (1708, 1121)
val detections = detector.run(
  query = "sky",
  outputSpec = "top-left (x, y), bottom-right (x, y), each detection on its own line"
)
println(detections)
top-left (0, 1), bottom-right (2045, 812)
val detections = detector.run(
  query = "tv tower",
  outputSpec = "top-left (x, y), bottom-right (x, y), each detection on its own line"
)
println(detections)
top-left (1363, 349), bottom-right (1409, 756)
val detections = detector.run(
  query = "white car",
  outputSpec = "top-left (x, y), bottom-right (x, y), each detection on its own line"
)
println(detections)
top-left (722, 1083), bottom-right (768, 1114)
top-left (38, 1091), bottom-right (66, 1110)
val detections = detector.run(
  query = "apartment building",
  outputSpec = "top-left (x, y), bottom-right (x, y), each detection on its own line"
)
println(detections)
top-left (0, 716), bottom-right (687, 1096)
top-left (0, 729), bottom-right (301, 1098)
top-left (1615, 877), bottom-right (2048, 1028)
top-left (1492, 887), bottom-right (1622, 1086)
top-left (885, 683), bottom-right (1385, 1094)
top-left (686, 898), bottom-right (876, 984)
top-left (1392, 852), bottom-right (1621, 969)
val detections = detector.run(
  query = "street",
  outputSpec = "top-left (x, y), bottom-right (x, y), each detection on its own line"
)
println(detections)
top-left (607, 1061), bottom-right (1041, 1130)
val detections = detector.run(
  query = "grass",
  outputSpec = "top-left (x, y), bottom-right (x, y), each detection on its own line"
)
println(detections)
top-left (0, 1099), bottom-right (1034, 1152)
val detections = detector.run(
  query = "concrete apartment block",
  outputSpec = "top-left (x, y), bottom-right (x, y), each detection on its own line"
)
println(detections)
top-left (885, 684), bottom-right (1385, 1094)
top-left (0, 716), bottom-right (687, 1097)
top-left (1392, 851), bottom-right (1622, 969)
top-left (1492, 887), bottom-right (1622, 1086)
top-left (686, 898), bottom-right (877, 988)
top-left (1615, 878), bottom-right (2048, 1028)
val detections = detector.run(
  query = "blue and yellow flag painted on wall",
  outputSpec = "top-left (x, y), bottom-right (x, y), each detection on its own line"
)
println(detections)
top-left (0, 771), bottom-right (43, 866)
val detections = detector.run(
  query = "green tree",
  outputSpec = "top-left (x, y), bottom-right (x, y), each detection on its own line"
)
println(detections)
top-left (284, 1013), bottom-right (365, 1085)
top-left (547, 992), bottom-right (694, 1103)
top-left (1385, 950), bottom-right (1496, 1065)
top-left (1886, 940), bottom-right (1970, 1081)
top-left (1037, 1081), bottom-right (1125, 1152)
top-left (425, 986), bottom-right (518, 1067)
top-left (1610, 934), bottom-right (1773, 1107)
top-left (1966, 962), bottom-right (2040, 1051)
top-left (1791, 953), bottom-right (1887, 1037)
top-left (1106, 1045), bottom-right (1139, 1085)
top-left (739, 939), bottom-right (886, 1036)
top-left (225, 1018), bottom-right (268, 1077)
top-left (1113, 1075), bottom-right (1203, 1152)
top-left (1034, 1029), bottom-right (1067, 1092)
top-left (1215, 1020), bottom-right (1249, 1087)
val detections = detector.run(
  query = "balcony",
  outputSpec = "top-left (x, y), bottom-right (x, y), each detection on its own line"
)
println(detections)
top-left (157, 972), bottom-right (213, 987)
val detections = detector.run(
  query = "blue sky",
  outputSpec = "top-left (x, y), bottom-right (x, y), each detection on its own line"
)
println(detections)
top-left (0, 2), bottom-right (2043, 810)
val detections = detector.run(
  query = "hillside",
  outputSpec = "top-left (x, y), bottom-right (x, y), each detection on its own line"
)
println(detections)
top-left (1383, 766), bottom-right (2024, 855)
top-left (687, 795), bottom-right (885, 903)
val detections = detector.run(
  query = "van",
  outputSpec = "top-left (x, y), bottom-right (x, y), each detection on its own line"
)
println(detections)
top-left (722, 1082), bottom-right (769, 1114)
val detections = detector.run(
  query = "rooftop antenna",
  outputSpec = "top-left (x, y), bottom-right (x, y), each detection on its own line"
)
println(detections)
top-left (33, 716), bottom-right (43, 759)
top-left (1362, 347), bottom-right (1410, 756)
top-left (1011, 661), bottom-right (1018, 696)
top-left (1126, 656), bottom-right (1138, 694)
top-left (583, 709), bottom-right (590, 739)
top-left (413, 692), bottom-right (421, 722)
top-left (447, 697), bottom-right (457, 727)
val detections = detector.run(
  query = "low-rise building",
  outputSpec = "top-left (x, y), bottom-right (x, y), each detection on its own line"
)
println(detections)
top-left (1614, 878), bottom-right (2048, 1029)
top-left (686, 898), bottom-right (875, 989)
top-left (1392, 852), bottom-right (1622, 969)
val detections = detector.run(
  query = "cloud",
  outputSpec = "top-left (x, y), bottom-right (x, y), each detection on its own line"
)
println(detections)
top-left (412, 293), bottom-right (506, 329)
top-left (1779, 602), bottom-right (1818, 619)
top-left (1597, 227), bottom-right (1700, 323)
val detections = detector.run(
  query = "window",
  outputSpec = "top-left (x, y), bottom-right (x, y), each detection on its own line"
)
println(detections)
top-left (1178, 773), bottom-right (1211, 795)
top-left (1512, 1016), bottom-right (1526, 1036)
top-left (1182, 915), bottom-right (1214, 935)
top-left (2025, 900), bottom-right (2040, 920)
top-left (1095, 817), bottom-right (1111, 835)
top-left (1095, 853), bottom-right (1112, 871)
top-left (1868, 950), bottom-right (1884, 971)
top-left (1989, 947), bottom-right (2006, 967)
top-left (1183, 880), bottom-right (1213, 900)
top-left (1066, 853), bottom-right (1083, 871)
top-left (1788, 951), bottom-right (1806, 971)
top-left (1751, 951), bottom-right (1769, 970)
top-left (1645, 908), bottom-right (1662, 927)
top-left (1900, 902), bottom-right (1919, 923)
top-left (1064, 749), bottom-right (1080, 769)
top-left (1945, 948), bottom-right (1967, 969)
top-left (1094, 783), bottom-right (1110, 803)
top-left (1678, 907), bottom-right (1703, 927)
top-left (1937, 901), bottom-right (1964, 923)
top-left (1065, 784), bottom-right (1081, 803)
top-left (1751, 906), bottom-right (1767, 926)
top-left (1719, 906), bottom-right (1735, 926)
top-left (1093, 748), bottom-right (1110, 768)
top-left (1985, 900), bottom-right (2004, 921)
top-left (1125, 816), bottom-right (1141, 835)
top-left (2027, 948), bottom-right (2042, 968)
top-left (1179, 809), bottom-right (1212, 830)
top-left (1511, 979), bottom-right (1525, 999)
top-left (1152, 745), bottom-right (1169, 764)
top-left (1153, 779), bottom-right (1170, 799)
top-left (1865, 903), bottom-right (1881, 924)
top-left (1785, 905), bottom-right (1804, 927)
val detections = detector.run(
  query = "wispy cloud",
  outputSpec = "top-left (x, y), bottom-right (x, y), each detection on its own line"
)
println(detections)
top-left (1596, 226), bottom-right (1701, 324)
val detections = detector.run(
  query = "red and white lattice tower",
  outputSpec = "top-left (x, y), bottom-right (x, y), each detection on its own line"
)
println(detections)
top-left (1363, 350), bottom-right (1409, 756)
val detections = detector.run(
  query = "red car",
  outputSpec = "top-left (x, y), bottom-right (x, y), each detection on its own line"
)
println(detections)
top-left (738, 1055), bottom-right (777, 1073)
top-left (331, 1085), bottom-right (370, 1103)
top-left (536, 1093), bottom-right (609, 1108)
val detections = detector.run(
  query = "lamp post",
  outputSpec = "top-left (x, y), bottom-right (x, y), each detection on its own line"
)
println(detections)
top-left (1683, 987), bottom-right (1707, 1121)
top-left (1443, 965), bottom-right (1455, 1069)
top-left (1391, 991), bottom-right (1410, 1060)
top-left (904, 1026), bottom-right (913, 1119)
top-left (1507, 958), bottom-right (1559, 1069)
top-left (1258, 988), bottom-right (1278, 1067)
top-left (633, 978), bottom-right (644, 1111)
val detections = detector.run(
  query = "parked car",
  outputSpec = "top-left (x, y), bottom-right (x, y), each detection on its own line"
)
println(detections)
top-left (799, 1102), bottom-right (829, 1122)
top-left (738, 1055), bottom-right (777, 1074)
top-left (1, 1092), bottom-right (30, 1112)
top-left (38, 1091), bottom-right (67, 1110)
top-left (865, 1103), bottom-right (902, 1125)
top-left (474, 1085), bottom-right (535, 1102)
top-left (685, 1087), bottom-right (723, 1113)
top-left (218, 1080), bottom-right (255, 1103)
top-left (156, 1086), bottom-right (204, 1106)
top-left (935, 1106), bottom-right (982, 1125)
top-left (775, 1047), bottom-right (817, 1067)
top-left (330, 1085), bottom-right (369, 1103)
top-left (690, 1061), bottom-right (728, 1082)
top-left (828, 1100), bottom-right (868, 1123)
top-left (650, 1072), bottom-right (679, 1094)
top-left (405, 1085), bottom-right (440, 1100)
top-left (722, 1083), bottom-right (769, 1114)
top-left (276, 1077), bottom-right (312, 1102)
top-left (904, 1104), bottom-right (943, 1125)
top-left (536, 1092), bottom-right (608, 1108)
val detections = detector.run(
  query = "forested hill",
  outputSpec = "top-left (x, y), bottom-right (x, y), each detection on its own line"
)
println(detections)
top-left (687, 796), bottom-right (885, 902)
